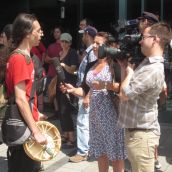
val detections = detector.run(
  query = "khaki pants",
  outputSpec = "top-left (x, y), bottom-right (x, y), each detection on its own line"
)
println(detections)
top-left (125, 129), bottom-right (160, 172)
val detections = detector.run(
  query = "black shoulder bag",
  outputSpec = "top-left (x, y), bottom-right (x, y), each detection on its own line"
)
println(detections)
top-left (1, 51), bottom-right (36, 146)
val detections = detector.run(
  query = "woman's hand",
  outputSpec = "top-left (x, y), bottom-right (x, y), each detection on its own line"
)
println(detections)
top-left (59, 83), bottom-right (67, 93)
top-left (92, 81), bottom-right (104, 90)
top-left (64, 83), bottom-right (75, 93)
top-left (60, 83), bottom-right (75, 94)
top-left (83, 93), bottom-right (90, 108)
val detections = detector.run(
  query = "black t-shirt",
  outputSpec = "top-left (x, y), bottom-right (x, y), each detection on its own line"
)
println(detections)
top-left (77, 34), bottom-right (86, 56)
top-left (62, 48), bottom-right (78, 86)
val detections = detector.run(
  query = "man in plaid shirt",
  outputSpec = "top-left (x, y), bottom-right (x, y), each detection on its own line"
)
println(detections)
top-left (118, 22), bottom-right (172, 172)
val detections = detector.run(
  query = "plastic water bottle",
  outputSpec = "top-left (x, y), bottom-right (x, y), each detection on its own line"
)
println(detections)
top-left (43, 145), bottom-right (54, 157)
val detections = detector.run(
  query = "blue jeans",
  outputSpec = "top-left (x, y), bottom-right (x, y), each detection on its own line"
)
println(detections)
top-left (77, 98), bottom-right (89, 155)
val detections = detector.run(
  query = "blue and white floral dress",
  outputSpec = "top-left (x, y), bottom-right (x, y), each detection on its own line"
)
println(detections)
top-left (86, 64), bottom-right (127, 160)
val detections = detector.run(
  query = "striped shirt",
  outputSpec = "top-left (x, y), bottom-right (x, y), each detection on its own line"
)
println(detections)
top-left (118, 56), bottom-right (164, 135)
top-left (76, 45), bottom-right (97, 87)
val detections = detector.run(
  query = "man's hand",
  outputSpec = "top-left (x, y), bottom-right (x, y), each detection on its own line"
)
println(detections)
top-left (32, 130), bottom-right (47, 145)
top-left (117, 58), bottom-right (128, 69)
top-left (162, 81), bottom-right (168, 97)
top-left (118, 62), bottom-right (134, 101)
top-left (126, 65), bottom-right (134, 76)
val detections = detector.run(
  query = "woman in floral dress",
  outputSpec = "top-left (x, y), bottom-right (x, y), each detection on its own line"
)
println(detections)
top-left (61, 32), bottom-right (127, 172)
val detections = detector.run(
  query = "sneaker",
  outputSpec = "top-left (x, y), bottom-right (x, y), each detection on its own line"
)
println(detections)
top-left (155, 160), bottom-right (162, 169)
top-left (69, 154), bottom-right (87, 163)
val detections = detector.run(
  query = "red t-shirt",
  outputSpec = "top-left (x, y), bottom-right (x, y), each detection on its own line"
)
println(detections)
top-left (5, 54), bottom-right (39, 121)
top-left (47, 42), bottom-right (62, 77)
top-left (31, 42), bottom-right (46, 62)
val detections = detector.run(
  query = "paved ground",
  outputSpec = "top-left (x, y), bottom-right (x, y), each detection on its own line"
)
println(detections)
top-left (1, 122), bottom-right (172, 172)
top-left (0, 99), bottom-right (172, 172)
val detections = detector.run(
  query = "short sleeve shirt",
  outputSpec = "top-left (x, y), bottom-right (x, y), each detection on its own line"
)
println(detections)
top-left (47, 42), bottom-right (62, 77)
top-left (31, 42), bottom-right (46, 62)
top-left (5, 54), bottom-right (39, 121)
top-left (62, 48), bottom-right (78, 86)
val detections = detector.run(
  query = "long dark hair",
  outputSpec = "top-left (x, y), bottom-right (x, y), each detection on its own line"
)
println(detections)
top-left (2, 24), bottom-right (13, 41)
top-left (0, 44), bottom-right (10, 83)
top-left (12, 13), bottom-right (38, 47)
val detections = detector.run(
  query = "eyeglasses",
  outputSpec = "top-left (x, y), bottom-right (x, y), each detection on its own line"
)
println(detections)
top-left (36, 28), bottom-right (43, 35)
top-left (61, 40), bottom-right (69, 43)
top-left (141, 35), bottom-right (155, 40)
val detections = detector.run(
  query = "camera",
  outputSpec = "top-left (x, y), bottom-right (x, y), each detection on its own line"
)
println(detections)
top-left (98, 43), bottom-right (137, 63)
top-left (98, 34), bottom-right (143, 64)
top-left (119, 33), bottom-right (143, 64)
top-left (98, 44), bottom-right (121, 59)
top-left (107, 18), bottom-right (144, 64)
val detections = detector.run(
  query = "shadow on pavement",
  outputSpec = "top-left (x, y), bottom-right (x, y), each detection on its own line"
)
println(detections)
top-left (158, 98), bottom-right (172, 165)
top-left (0, 156), bottom-right (7, 161)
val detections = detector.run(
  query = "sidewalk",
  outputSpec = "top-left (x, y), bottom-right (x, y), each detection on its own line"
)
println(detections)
top-left (1, 122), bottom-right (172, 172)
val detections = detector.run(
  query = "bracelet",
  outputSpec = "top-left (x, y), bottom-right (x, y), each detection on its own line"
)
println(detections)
top-left (104, 82), bottom-right (107, 89)
top-left (118, 83), bottom-right (121, 93)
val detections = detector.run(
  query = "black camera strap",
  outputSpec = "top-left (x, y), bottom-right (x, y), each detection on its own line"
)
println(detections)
top-left (86, 48), bottom-right (93, 64)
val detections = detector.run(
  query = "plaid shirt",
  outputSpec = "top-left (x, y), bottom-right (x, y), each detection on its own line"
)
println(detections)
top-left (76, 45), bottom-right (97, 87)
top-left (118, 56), bottom-right (164, 135)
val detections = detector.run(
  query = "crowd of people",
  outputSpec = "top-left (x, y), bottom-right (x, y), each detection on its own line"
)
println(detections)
top-left (0, 10), bottom-right (172, 172)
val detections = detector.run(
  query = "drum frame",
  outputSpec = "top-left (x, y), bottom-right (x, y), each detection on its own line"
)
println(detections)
top-left (23, 121), bottom-right (61, 162)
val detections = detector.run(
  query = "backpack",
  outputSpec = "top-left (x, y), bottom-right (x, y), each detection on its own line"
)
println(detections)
top-left (0, 48), bottom-right (46, 109)
top-left (1, 50), bottom-right (40, 146)
top-left (0, 49), bottom-right (46, 143)
top-left (11, 49), bottom-right (47, 96)
top-left (31, 54), bottom-right (47, 95)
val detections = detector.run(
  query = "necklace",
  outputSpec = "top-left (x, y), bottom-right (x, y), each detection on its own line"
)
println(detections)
top-left (16, 48), bottom-right (31, 64)
top-left (17, 48), bottom-right (31, 58)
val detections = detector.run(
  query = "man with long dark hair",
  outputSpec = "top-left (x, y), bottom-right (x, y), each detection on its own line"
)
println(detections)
top-left (5, 13), bottom-right (47, 172)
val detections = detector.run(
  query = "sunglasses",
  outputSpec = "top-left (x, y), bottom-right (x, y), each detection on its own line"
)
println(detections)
top-left (61, 40), bottom-right (70, 43)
